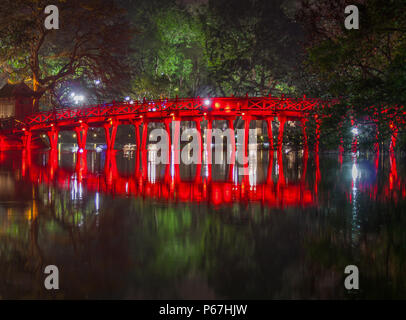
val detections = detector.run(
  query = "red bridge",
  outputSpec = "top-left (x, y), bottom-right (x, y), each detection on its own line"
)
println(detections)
top-left (0, 96), bottom-right (337, 152)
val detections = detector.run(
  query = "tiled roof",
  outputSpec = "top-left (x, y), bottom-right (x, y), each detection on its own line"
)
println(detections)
top-left (0, 83), bottom-right (35, 98)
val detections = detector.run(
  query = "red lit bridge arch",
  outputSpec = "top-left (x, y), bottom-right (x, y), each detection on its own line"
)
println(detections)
top-left (0, 95), bottom-right (338, 152)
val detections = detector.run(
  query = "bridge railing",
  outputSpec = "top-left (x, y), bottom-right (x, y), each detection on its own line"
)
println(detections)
top-left (1, 96), bottom-right (338, 129)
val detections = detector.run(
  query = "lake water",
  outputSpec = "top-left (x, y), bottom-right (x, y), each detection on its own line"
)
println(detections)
top-left (0, 146), bottom-right (405, 299)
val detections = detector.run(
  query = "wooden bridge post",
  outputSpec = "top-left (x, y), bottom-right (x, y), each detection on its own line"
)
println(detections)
top-left (194, 118), bottom-right (203, 165)
top-left (373, 119), bottom-right (379, 154)
top-left (131, 120), bottom-right (141, 150)
top-left (21, 148), bottom-right (31, 178)
top-left (75, 150), bottom-right (87, 183)
top-left (389, 121), bottom-right (398, 153)
top-left (22, 129), bottom-right (32, 150)
top-left (104, 121), bottom-right (118, 151)
top-left (227, 118), bottom-right (236, 165)
top-left (48, 148), bottom-right (58, 180)
top-left (266, 117), bottom-right (274, 151)
top-left (74, 123), bottom-right (88, 151)
top-left (206, 117), bottom-right (213, 164)
top-left (277, 116), bottom-right (286, 154)
top-left (164, 119), bottom-right (172, 164)
top-left (141, 120), bottom-right (149, 151)
top-left (0, 135), bottom-right (5, 152)
top-left (301, 118), bottom-right (308, 150)
top-left (173, 118), bottom-right (181, 165)
top-left (47, 126), bottom-right (59, 150)
top-left (243, 116), bottom-right (251, 157)
top-left (105, 150), bottom-right (118, 187)
top-left (266, 148), bottom-right (274, 185)
top-left (314, 115), bottom-right (321, 154)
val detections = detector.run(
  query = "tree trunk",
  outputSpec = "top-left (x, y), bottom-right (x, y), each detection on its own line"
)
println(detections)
top-left (32, 73), bottom-right (40, 112)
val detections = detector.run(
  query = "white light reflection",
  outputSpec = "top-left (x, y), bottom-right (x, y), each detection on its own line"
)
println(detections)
top-left (351, 159), bottom-right (360, 243)
top-left (352, 162), bottom-right (359, 184)
top-left (71, 176), bottom-right (83, 201)
top-left (248, 149), bottom-right (257, 187)
top-left (95, 192), bottom-right (100, 214)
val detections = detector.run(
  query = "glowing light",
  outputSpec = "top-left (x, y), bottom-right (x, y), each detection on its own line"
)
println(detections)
top-left (214, 102), bottom-right (221, 109)
top-left (95, 193), bottom-right (100, 212)
top-left (352, 128), bottom-right (359, 135)
top-left (125, 96), bottom-right (130, 101)
top-left (352, 163), bottom-right (358, 181)
top-left (204, 99), bottom-right (211, 106)
top-left (72, 93), bottom-right (85, 104)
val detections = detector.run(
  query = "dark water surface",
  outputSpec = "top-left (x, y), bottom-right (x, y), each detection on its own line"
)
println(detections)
top-left (0, 146), bottom-right (405, 299)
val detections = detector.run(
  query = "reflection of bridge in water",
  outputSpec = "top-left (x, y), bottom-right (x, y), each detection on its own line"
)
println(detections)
top-left (0, 146), bottom-right (403, 209)
top-left (0, 147), bottom-right (320, 208)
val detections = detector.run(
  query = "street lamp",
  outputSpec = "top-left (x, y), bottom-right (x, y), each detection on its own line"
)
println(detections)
top-left (71, 93), bottom-right (85, 105)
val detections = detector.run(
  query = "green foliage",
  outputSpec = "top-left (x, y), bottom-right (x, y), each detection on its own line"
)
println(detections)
top-left (0, 0), bottom-right (135, 107)
top-left (202, 0), bottom-right (304, 96)
top-left (130, 0), bottom-right (208, 99)
top-left (296, 0), bottom-right (406, 150)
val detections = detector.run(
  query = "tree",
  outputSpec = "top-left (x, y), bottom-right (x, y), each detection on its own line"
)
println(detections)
top-left (0, 0), bottom-right (135, 109)
top-left (129, 0), bottom-right (208, 99)
top-left (202, 0), bottom-right (304, 96)
top-left (296, 0), bottom-right (406, 150)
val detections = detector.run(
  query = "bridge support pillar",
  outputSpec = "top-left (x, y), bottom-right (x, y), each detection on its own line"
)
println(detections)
top-left (22, 149), bottom-right (31, 177)
top-left (301, 118), bottom-right (308, 150)
top-left (141, 121), bottom-right (149, 151)
top-left (389, 121), bottom-right (398, 153)
top-left (373, 120), bottom-right (379, 154)
top-left (194, 118), bottom-right (203, 164)
top-left (104, 122), bottom-right (118, 151)
top-left (48, 148), bottom-right (59, 180)
top-left (173, 119), bottom-right (181, 164)
top-left (243, 116), bottom-right (252, 157)
top-left (22, 130), bottom-right (32, 150)
top-left (47, 127), bottom-right (59, 150)
top-left (277, 116), bottom-right (286, 153)
top-left (164, 119), bottom-right (172, 163)
top-left (75, 150), bottom-right (87, 183)
top-left (131, 120), bottom-right (142, 149)
top-left (266, 118), bottom-right (274, 151)
top-left (206, 118), bottom-right (213, 164)
top-left (0, 135), bottom-right (5, 152)
top-left (315, 115), bottom-right (321, 154)
top-left (227, 118), bottom-right (236, 181)
top-left (105, 150), bottom-right (118, 188)
top-left (75, 123), bottom-right (88, 151)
